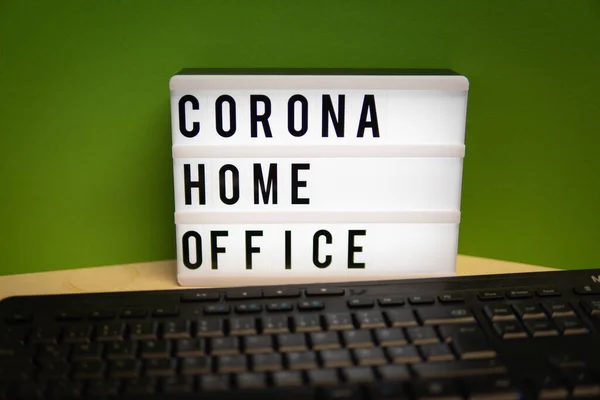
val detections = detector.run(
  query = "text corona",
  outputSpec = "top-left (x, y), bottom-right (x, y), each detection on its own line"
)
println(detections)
top-left (178, 94), bottom-right (380, 138)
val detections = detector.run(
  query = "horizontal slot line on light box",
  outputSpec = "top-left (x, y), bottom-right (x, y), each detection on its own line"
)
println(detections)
top-left (172, 144), bottom-right (465, 159)
top-left (175, 210), bottom-right (461, 225)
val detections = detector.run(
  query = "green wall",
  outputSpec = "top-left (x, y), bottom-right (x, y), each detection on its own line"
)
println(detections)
top-left (1, 0), bottom-right (599, 275)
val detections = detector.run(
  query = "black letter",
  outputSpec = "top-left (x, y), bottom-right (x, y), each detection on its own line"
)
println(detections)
top-left (182, 231), bottom-right (202, 269)
top-left (357, 95), bottom-right (380, 137)
top-left (291, 163), bottom-right (310, 205)
top-left (245, 231), bottom-right (263, 270)
top-left (250, 95), bottom-right (272, 137)
top-left (178, 95), bottom-right (200, 138)
top-left (219, 164), bottom-right (240, 205)
top-left (210, 231), bottom-right (228, 270)
top-left (215, 95), bottom-right (236, 137)
top-left (285, 230), bottom-right (292, 270)
top-left (348, 230), bottom-right (366, 268)
top-left (288, 94), bottom-right (308, 137)
top-left (183, 164), bottom-right (206, 205)
top-left (313, 230), bottom-right (332, 268)
top-left (253, 163), bottom-right (278, 204)
top-left (322, 95), bottom-right (345, 137)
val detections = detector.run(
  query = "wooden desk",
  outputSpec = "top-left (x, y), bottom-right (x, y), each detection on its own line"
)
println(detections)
top-left (0, 255), bottom-right (554, 301)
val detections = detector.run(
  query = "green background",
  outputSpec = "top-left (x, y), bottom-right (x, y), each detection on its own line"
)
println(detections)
top-left (1, 0), bottom-right (599, 276)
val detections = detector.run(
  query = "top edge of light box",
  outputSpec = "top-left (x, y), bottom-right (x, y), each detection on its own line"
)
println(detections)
top-left (169, 69), bottom-right (469, 92)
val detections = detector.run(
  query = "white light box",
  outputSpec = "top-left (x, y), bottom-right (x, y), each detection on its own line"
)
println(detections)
top-left (169, 68), bottom-right (469, 287)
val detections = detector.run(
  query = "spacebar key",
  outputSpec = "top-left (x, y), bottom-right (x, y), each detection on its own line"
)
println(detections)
top-left (412, 359), bottom-right (506, 378)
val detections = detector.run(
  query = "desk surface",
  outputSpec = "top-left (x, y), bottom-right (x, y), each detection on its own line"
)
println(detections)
top-left (0, 255), bottom-right (554, 301)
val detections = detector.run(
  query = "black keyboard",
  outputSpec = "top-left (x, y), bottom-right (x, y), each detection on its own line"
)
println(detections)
top-left (1, 269), bottom-right (600, 399)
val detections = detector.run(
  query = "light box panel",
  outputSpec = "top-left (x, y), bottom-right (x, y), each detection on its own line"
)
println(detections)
top-left (169, 69), bottom-right (469, 287)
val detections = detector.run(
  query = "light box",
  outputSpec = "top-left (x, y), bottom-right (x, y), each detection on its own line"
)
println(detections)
top-left (169, 68), bottom-right (469, 287)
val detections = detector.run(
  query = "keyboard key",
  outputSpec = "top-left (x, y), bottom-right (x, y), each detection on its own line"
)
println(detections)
top-left (321, 386), bottom-right (362, 400)
top-left (124, 377), bottom-right (157, 394)
top-left (305, 287), bottom-right (345, 296)
top-left (217, 354), bottom-right (247, 373)
top-left (152, 307), bottom-right (179, 317)
top-left (72, 343), bottom-right (103, 361)
top-left (30, 326), bottom-right (61, 344)
top-left (243, 335), bottom-right (274, 354)
top-left (278, 333), bottom-right (307, 352)
top-left (200, 374), bottom-right (230, 391)
top-left (353, 347), bottom-right (386, 366)
top-left (180, 357), bottom-right (211, 374)
top-left (573, 285), bottom-right (600, 295)
top-left (180, 291), bottom-right (220, 302)
top-left (211, 337), bottom-right (240, 355)
top-left (175, 338), bottom-right (206, 357)
top-left (523, 319), bottom-right (559, 337)
top-left (38, 344), bottom-right (70, 360)
top-left (484, 305), bottom-right (516, 321)
top-left (106, 341), bottom-right (138, 359)
top-left (38, 360), bottom-right (70, 379)
top-left (438, 293), bottom-right (464, 303)
top-left (325, 313), bottom-right (354, 330)
top-left (543, 301), bottom-right (575, 318)
top-left (418, 307), bottom-right (475, 325)
top-left (293, 314), bottom-right (322, 332)
top-left (581, 299), bottom-right (600, 316)
top-left (286, 351), bottom-right (317, 370)
top-left (162, 376), bottom-right (195, 393)
top-left (370, 382), bottom-right (408, 400)
top-left (513, 302), bottom-right (546, 319)
top-left (412, 379), bottom-right (461, 399)
top-left (236, 372), bottom-right (267, 389)
top-left (298, 300), bottom-right (325, 311)
top-left (385, 310), bottom-right (418, 327)
top-left (204, 304), bottom-right (231, 315)
top-left (56, 311), bottom-right (84, 321)
top-left (263, 288), bottom-right (301, 298)
top-left (62, 324), bottom-right (93, 343)
top-left (49, 381), bottom-right (84, 397)
top-left (535, 374), bottom-right (569, 400)
top-left (564, 369), bottom-right (600, 397)
top-left (493, 321), bottom-right (528, 339)
top-left (196, 319), bottom-right (224, 337)
top-left (235, 303), bottom-right (262, 314)
top-left (108, 359), bottom-right (140, 378)
top-left (267, 302), bottom-right (294, 312)
top-left (478, 291), bottom-right (503, 300)
top-left (88, 310), bottom-right (115, 320)
top-left (342, 330), bottom-right (373, 348)
top-left (420, 343), bottom-right (454, 362)
top-left (347, 298), bottom-right (374, 309)
top-left (226, 289), bottom-right (262, 300)
top-left (310, 331), bottom-right (341, 350)
top-left (162, 320), bottom-right (191, 339)
top-left (408, 295), bottom-right (435, 305)
top-left (438, 324), bottom-right (483, 342)
top-left (321, 349), bottom-right (352, 368)
top-left (355, 311), bottom-right (386, 329)
top-left (72, 360), bottom-right (105, 379)
top-left (463, 375), bottom-right (521, 399)
top-left (406, 326), bottom-right (439, 344)
top-left (252, 353), bottom-right (283, 371)
top-left (262, 315), bottom-right (290, 334)
top-left (5, 312), bottom-right (31, 324)
top-left (536, 288), bottom-right (561, 297)
top-left (308, 369), bottom-right (339, 386)
top-left (229, 317), bottom-right (257, 335)
top-left (120, 309), bottom-right (147, 318)
top-left (342, 366), bottom-right (375, 383)
top-left (377, 365), bottom-right (411, 381)
top-left (141, 340), bottom-right (171, 358)
top-left (14, 382), bottom-right (47, 399)
top-left (386, 345), bottom-right (421, 363)
top-left (507, 289), bottom-right (533, 299)
top-left (412, 358), bottom-right (507, 378)
top-left (554, 317), bottom-right (589, 335)
top-left (449, 332), bottom-right (496, 360)
top-left (130, 321), bottom-right (158, 340)
top-left (96, 322), bottom-right (126, 341)
top-left (273, 370), bottom-right (304, 387)
top-left (374, 328), bottom-right (408, 346)
top-left (378, 296), bottom-right (405, 307)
